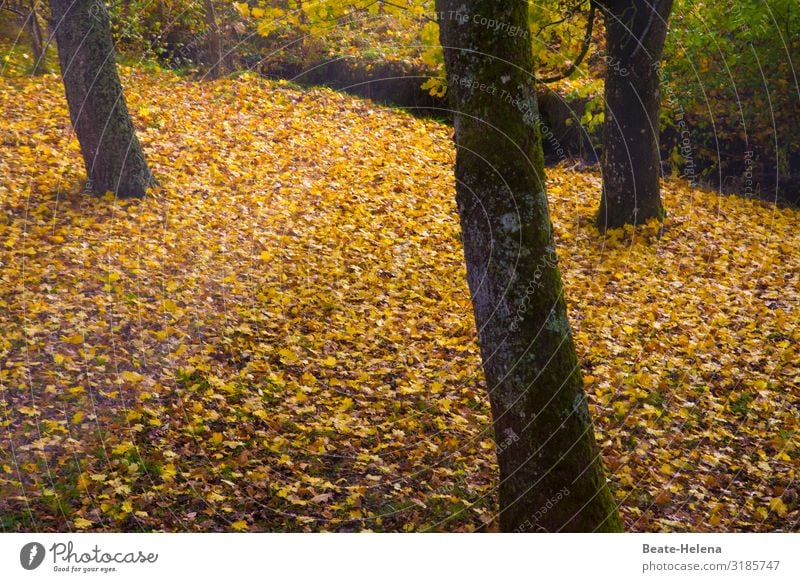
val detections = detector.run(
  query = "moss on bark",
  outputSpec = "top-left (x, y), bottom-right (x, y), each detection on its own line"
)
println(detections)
top-left (436, 0), bottom-right (622, 532)
top-left (28, 7), bottom-right (48, 75)
top-left (50, 0), bottom-right (155, 198)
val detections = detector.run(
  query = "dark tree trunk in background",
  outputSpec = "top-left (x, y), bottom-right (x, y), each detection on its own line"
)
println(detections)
top-left (27, 3), bottom-right (48, 74)
top-left (50, 0), bottom-right (155, 198)
top-left (203, 0), bottom-right (227, 78)
top-left (597, 0), bottom-right (674, 230)
top-left (435, 0), bottom-right (622, 532)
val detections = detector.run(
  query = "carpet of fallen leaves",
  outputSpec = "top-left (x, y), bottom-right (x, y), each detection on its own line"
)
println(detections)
top-left (1, 61), bottom-right (798, 532)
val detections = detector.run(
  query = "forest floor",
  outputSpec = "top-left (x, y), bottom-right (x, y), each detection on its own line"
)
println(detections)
top-left (1, 59), bottom-right (799, 532)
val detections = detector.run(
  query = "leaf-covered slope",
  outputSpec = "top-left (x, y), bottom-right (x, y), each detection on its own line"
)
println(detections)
top-left (0, 67), bottom-right (798, 532)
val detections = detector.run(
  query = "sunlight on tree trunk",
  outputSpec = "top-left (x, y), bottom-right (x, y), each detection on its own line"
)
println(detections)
top-left (435, 0), bottom-right (623, 532)
top-left (597, 0), bottom-right (674, 230)
top-left (50, 0), bottom-right (155, 198)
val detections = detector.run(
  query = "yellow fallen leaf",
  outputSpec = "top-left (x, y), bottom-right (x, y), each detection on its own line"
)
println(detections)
top-left (74, 517), bottom-right (93, 529)
top-left (162, 463), bottom-right (177, 480)
top-left (112, 442), bottom-right (134, 455)
top-left (769, 498), bottom-right (788, 517)
top-left (121, 371), bottom-right (143, 384)
top-left (308, 438), bottom-right (327, 453)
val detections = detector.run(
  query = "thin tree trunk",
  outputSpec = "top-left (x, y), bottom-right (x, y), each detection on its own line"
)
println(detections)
top-left (597, 0), bottom-right (674, 230)
top-left (50, 0), bottom-right (155, 198)
top-left (203, 0), bottom-right (226, 78)
top-left (435, 0), bottom-right (622, 532)
top-left (28, 3), bottom-right (47, 74)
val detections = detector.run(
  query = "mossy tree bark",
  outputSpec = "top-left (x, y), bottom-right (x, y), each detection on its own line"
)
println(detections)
top-left (27, 2), bottom-right (48, 75)
top-left (435, 0), bottom-right (622, 532)
top-left (597, 0), bottom-right (674, 230)
top-left (50, 0), bottom-right (155, 198)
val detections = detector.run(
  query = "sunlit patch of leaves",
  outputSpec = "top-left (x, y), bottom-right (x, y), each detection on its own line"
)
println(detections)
top-left (0, 59), bottom-right (798, 532)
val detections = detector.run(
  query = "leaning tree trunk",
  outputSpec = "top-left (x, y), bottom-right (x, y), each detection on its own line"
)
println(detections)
top-left (27, 3), bottom-right (48, 74)
top-left (435, 0), bottom-right (622, 532)
top-left (50, 0), bottom-right (155, 198)
top-left (597, 0), bottom-right (674, 230)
